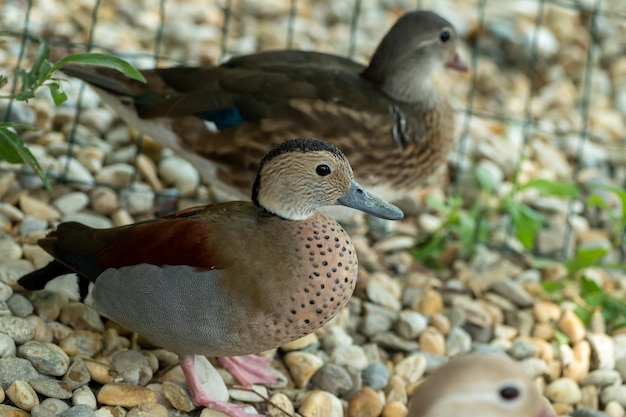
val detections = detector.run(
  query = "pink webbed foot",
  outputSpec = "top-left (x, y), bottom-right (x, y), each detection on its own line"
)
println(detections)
top-left (219, 354), bottom-right (278, 386)
top-left (179, 355), bottom-right (262, 417)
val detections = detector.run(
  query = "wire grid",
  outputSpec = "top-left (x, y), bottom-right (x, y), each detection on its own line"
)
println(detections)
top-left (1, 0), bottom-right (626, 261)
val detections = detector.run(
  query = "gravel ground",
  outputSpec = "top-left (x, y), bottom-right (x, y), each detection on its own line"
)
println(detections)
top-left (1, 1), bottom-right (626, 417)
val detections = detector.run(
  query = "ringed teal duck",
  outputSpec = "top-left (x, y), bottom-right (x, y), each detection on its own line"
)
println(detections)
top-left (19, 138), bottom-right (403, 417)
top-left (62, 10), bottom-right (467, 203)
top-left (408, 353), bottom-right (555, 417)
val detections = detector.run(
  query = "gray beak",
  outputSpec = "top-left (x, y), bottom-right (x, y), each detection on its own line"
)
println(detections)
top-left (337, 180), bottom-right (404, 220)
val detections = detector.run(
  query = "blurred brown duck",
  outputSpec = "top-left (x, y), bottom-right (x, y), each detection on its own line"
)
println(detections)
top-left (19, 138), bottom-right (403, 417)
top-left (63, 10), bottom-right (467, 202)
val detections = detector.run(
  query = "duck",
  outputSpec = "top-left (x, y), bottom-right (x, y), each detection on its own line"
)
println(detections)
top-left (408, 353), bottom-right (555, 417)
top-left (62, 10), bottom-right (467, 204)
top-left (19, 138), bottom-right (403, 417)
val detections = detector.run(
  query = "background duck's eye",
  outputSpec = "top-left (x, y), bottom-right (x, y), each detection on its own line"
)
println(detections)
top-left (316, 164), bottom-right (331, 176)
top-left (499, 386), bottom-right (520, 401)
top-left (440, 29), bottom-right (451, 42)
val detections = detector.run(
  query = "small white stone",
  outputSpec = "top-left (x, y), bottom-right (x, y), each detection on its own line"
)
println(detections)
top-left (159, 155), bottom-right (200, 195)
top-left (53, 192), bottom-right (90, 215)
top-left (72, 385), bottom-right (97, 409)
top-left (545, 377), bottom-right (582, 404)
top-left (229, 385), bottom-right (268, 403)
top-left (120, 183), bottom-right (155, 214)
top-left (365, 272), bottom-right (402, 311)
top-left (330, 345), bottom-right (369, 371)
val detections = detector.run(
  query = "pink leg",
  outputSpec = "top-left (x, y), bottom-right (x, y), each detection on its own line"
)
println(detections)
top-left (179, 356), bottom-right (262, 417)
top-left (219, 355), bottom-right (278, 386)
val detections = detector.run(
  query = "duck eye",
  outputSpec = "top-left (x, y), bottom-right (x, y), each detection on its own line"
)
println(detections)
top-left (499, 386), bottom-right (520, 401)
top-left (440, 29), bottom-right (451, 42)
top-left (316, 164), bottom-right (331, 176)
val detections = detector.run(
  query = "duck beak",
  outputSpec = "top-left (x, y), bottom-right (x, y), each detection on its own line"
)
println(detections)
top-left (337, 180), bottom-right (404, 220)
top-left (445, 52), bottom-right (468, 72)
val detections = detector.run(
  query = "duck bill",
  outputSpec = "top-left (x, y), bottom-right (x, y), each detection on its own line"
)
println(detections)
top-left (337, 181), bottom-right (404, 220)
top-left (445, 52), bottom-right (468, 72)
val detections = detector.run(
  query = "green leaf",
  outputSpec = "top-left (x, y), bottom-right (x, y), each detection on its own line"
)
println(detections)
top-left (574, 306), bottom-right (593, 326)
top-left (566, 247), bottom-right (608, 274)
top-left (46, 82), bottom-right (68, 106)
top-left (519, 178), bottom-right (580, 197)
top-left (0, 126), bottom-right (51, 190)
top-left (53, 53), bottom-right (146, 83)
top-left (15, 90), bottom-right (35, 101)
top-left (506, 199), bottom-right (543, 249)
top-left (553, 328), bottom-right (570, 345)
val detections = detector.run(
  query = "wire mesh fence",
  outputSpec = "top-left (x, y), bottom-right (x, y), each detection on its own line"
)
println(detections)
top-left (1, 0), bottom-right (626, 263)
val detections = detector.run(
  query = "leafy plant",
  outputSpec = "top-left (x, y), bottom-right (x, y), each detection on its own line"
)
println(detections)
top-left (0, 42), bottom-right (145, 189)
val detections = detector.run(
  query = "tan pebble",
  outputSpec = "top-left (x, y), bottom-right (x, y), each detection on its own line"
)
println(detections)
top-left (48, 322), bottom-right (73, 341)
top-left (429, 313), bottom-right (450, 335)
top-left (541, 263), bottom-right (567, 281)
top-left (96, 405), bottom-right (127, 417)
top-left (385, 375), bottom-right (408, 404)
top-left (413, 289), bottom-right (443, 315)
top-left (268, 392), bottom-right (295, 417)
top-left (200, 408), bottom-right (232, 417)
top-left (284, 351), bottom-right (324, 388)
top-left (127, 402), bottom-right (169, 417)
top-left (281, 333), bottom-right (319, 351)
top-left (532, 322), bottom-right (554, 340)
top-left (563, 340), bottom-right (590, 382)
top-left (6, 380), bottom-right (39, 411)
top-left (493, 324), bottom-right (518, 340)
top-left (480, 300), bottom-right (504, 325)
top-left (0, 385), bottom-right (4, 402)
top-left (77, 146), bottom-right (106, 173)
top-left (60, 330), bottom-right (103, 357)
top-left (84, 359), bottom-right (123, 384)
top-left (299, 390), bottom-right (343, 417)
top-left (552, 403), bottom-right (573, 415)
top-left (90, 187), bottom-right (120, 215)
top-left (162, 381), bottom-right (195, 412)
top-left (0, 404), bottom-right (29, 417)
top-left (605, 401), bottom-right (626, 417)
top-left (545, 378), bottom-right (582, 404)
top-left (529, 337), bottom-right (555, 362)
top-left (26, 315), bottom-right (54, 343)
top-left (136, 154), bottom-right (163, 191)
top-left (19, 194), bottom-right (60, 221)
top-left (229, 385), bottom-right (268, 403)
top-left (418, 327), bottom-right (445, 355)
top-left (111, 209), bottom-right (134, 226)
top-left (394, 354), bottom-right (427, 386)
top-left (97, 383), bottom-right (158, 407)
top-left (22, 244), bottom-right (53, 269)
top-left (348, 387), bottom-right (384, 417)
top-left (382, 401), bottom-right (408, 417)
top-left (580, 385), bottom-right (598, 410)
top-left (533, 301), bottom-right (561, 323)
top-left (558, 309), bottom-right (586, 342)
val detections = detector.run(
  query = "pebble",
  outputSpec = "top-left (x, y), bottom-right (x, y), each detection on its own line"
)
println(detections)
top-left (361, 302), bottom-right (397, 337)
top-left (605, 402), bottom-right (626, 417)
top-left (6, 380), bottom-right (40, 411)
top-left (60, 331), bottom-right (103, 358)
top-left (366, 272), bottom-right (402, 311)
top-left (29, 377), bottom-right (73, 399)
top-left (588, 333), bottom-right (615, 370)
top-left (396, 310), bottom-right (428, 340)
top-left (267, 392), bottom-right (295, 417)
top-left (0, 235), bottom-right (24, 262)
top-left (53, 192), bottom-right (90, 215)
top-left (158, 155), bottom-right (200, 195)
top-left (564, 340), bottom-right (591, 382)
top-left (382, 401), bottom-right (408, 417)
top-left (95, 163), bottom-right (135, 186)
top-left (362, 362), bottom-right (390, 390)
top-left (284, 351), bottom-right (324, 388)
top-left (162, 381), bottom-right (194, 412)
top-left (545, 377), bottom-right (583, 404)
top-left (7, 293), bottom-right (34, 318)
top-left (348, 387), bottom-right (384, 417)
top-left (418, 327), bottom-right (445, 355)
top-left (310, 364), bottom-right (354, 396)
top-left (111, 349), bottom-right (153, 386)
top-left (558, 309), bottom-right (586, 343)
top-left (63, 359), bottom-right (91, 390)
top-left (72, 386), bottom-right (98, 409)
top-left (22, 244), bottom-right (53, 269)
top-left (19, 216), bottom-right (49, 236)
top-left (229, 385), bottom-right (268, 402)
top-left (31, 398), bottom-right (70, 417)
top-left (18, 341), bottom-right (70, 376)
top-left (581, 369), bottom-right (622, 387)
top-left (60, 302), bottom-right (106, 333)
top-left (445, 326), bottom-right (472, 355)
top-left (330, 345), bottom-right (369, 371)
top-left (489, 280), bottom-right (535, 308)
top-left (0, 332), bottom-right (17, 357)
top-left (602, 385), bottom-right (626, 407)
top-left (90, 187), bottom-right (120, 215)
top-left (119, 183), bottom-right (155, 214)
top-left (393, 354), bottom-right (427, 385)
top-left (0, 404), bottom-right (29, 417)
top-left (126, 402), bottom-right (169, 417)
top-left (299, 390), bottom-right (343, 417)
top-left (322, 326), bottom-right (354, 350)
top-left (96, 383), bottom-right (158, 408)
top-left (508, 340), bottom-right (540, 359)
top-left (0, 317), bottom-right (35, 343)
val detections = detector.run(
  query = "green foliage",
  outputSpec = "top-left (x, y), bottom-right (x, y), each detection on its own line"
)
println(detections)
top-left (0, 42), bottom-right (145, 189)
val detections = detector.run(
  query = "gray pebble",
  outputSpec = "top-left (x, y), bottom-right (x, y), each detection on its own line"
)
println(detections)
top-left (29, 376), bottom-right (73, 399)
top-left (360, 302), bottom-right (397, 336)
top-left (19, 215), bottom-right (49, 236)
top-left (520, 357), bottom-right (549, 378)
top-left (310, 364), bottom-right (354, 396)
top-left (0, 316), bottom-right (35, 343)
top-left (59, 404), bottom-right (96, 417)
top-left (508, 340), bottom-right (540, 359)
top-left (600, 384), bottom-right (626, 407)
top-left (0, 300), bottom-right (10, 316)
top-left (61, 211), bottom-right (113, 229)
top-left (53, 192), bottom-right (90, 215)
top-left (616, 357), bottom-right (626, 381)
top-left (462, 322), bottom-right (493, 343)
top-left (18, 340), bottom-right (70, 376)
top-left (362, 362), bottom-right (390, 390)
top-left (370, 332), bottom-right (419, 351)
top-left (446, 326), bottom-right (472, 356)
top-left (120, 183), bottom-right (155, 215)
top-left (321, 326), bottom-right (353, 350)
top-left (421, 353), bottom-right (449, 372)
top-left (581, 369), bottom-right (622, 387)
top-left (7, 293), bottom-right (34, 317)
top-left (0, 280), bottom-right (12, 302)
top-left (0, 357), bottom-right (40, 390)
top-left (396, 310), bottom-right (428, 339)
top-left (571, 409), bottom-right (614, 417)
top-left (0, 332), bottom-right (16, 357)
top-left (111, 349), bottom-right (153, 386)
top-left (29, 290), bottom-right (70, 321)
top-left (489, 280), bottom-right (535, 308)
top-left (31, 398), bottom-right (71, 417)
top-left (63, 359), bottom-right (91, 390)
